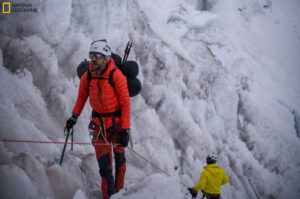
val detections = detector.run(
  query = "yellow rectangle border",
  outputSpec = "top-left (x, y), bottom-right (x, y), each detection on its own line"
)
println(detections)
top-left (3, 2), bottom-right (11, 14)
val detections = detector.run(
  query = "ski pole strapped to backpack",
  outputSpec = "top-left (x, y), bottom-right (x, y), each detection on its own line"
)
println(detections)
top-left (77, 54), bottom-right (142, 97)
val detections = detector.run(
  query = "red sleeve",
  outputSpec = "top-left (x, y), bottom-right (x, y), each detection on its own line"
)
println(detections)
top-left (72, 72), bottom-right (89, 116)
top-left (114, 70), bottom-right (131, 129)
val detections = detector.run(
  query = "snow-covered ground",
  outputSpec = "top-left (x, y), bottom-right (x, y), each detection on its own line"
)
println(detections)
top-left (0, 0), bottom-right (300, 198)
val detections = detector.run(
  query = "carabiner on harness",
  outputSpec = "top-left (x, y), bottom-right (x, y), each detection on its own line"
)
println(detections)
top-left (88, 119), bottom-right (109, 145)
top-left (88, 120), bottom-right (96, 141)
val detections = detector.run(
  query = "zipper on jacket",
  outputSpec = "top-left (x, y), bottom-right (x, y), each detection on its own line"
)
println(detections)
top-left (97, 79), bottom-right (103, 109)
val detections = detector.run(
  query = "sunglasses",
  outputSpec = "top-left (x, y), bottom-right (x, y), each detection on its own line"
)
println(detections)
top-left (89, 52), bottom-right (105, 60)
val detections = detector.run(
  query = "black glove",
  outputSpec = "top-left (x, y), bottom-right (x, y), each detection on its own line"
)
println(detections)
top-left (119, 129), bottom-right (130, 147)
top-left (65, 113), bottom-right (78, 131)
top-left (188, 187), bottom-right (198, 198)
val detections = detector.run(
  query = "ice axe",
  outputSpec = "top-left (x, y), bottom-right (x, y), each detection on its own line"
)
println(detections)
top-left (59, 126), bottom-right (74, 166)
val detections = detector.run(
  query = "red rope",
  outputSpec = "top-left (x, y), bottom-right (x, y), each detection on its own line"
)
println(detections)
top-left (0, 138), bottom-right (189, 187)
top-left (0, 139), bottom-right (110, 146)
top-left (126, 147), bottom-right (190, 187)
top-left (127, 147), bottom-right (191, 187)
top-left (127, 146), bottom-right (171, 177)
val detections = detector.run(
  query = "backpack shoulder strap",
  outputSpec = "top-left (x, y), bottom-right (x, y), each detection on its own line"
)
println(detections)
top-left (108, 67), bottom-right (117, 88)
top-left (87, 70), bottom-right (92, 87)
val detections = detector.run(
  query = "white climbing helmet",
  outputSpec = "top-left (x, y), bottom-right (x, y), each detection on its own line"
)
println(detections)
top-left (206, 153), bottom-right (218, 163)
top-left (89, 39), bottom-right (111, 62)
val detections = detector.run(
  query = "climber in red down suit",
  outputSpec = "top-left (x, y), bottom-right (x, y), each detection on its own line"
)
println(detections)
top-left (65, 39), bottom-right (131, 199)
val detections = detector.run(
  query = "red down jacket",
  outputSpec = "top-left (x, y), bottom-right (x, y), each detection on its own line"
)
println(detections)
top-left (72, 58), bottom-right (130, 129)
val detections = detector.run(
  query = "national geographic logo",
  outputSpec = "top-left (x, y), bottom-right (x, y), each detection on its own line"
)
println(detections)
top-left (1, 1), bottom-right (38, 14)
top-left (2, 2), bottom-right (10, 13)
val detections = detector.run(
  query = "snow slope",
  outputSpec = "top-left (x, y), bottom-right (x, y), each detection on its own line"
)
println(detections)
top-left (0, 0), bottom-right (299, 198)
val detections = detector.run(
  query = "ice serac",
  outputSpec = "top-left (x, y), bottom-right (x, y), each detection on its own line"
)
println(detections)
top-left (0, 0), bottom-right (299, 199)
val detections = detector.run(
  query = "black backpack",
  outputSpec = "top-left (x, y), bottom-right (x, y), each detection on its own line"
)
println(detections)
top-left (77, 53), bottom-right (142, 97)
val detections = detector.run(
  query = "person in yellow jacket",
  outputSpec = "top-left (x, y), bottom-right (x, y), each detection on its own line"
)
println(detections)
top-left (188, 153), bottom-right (229, 199)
